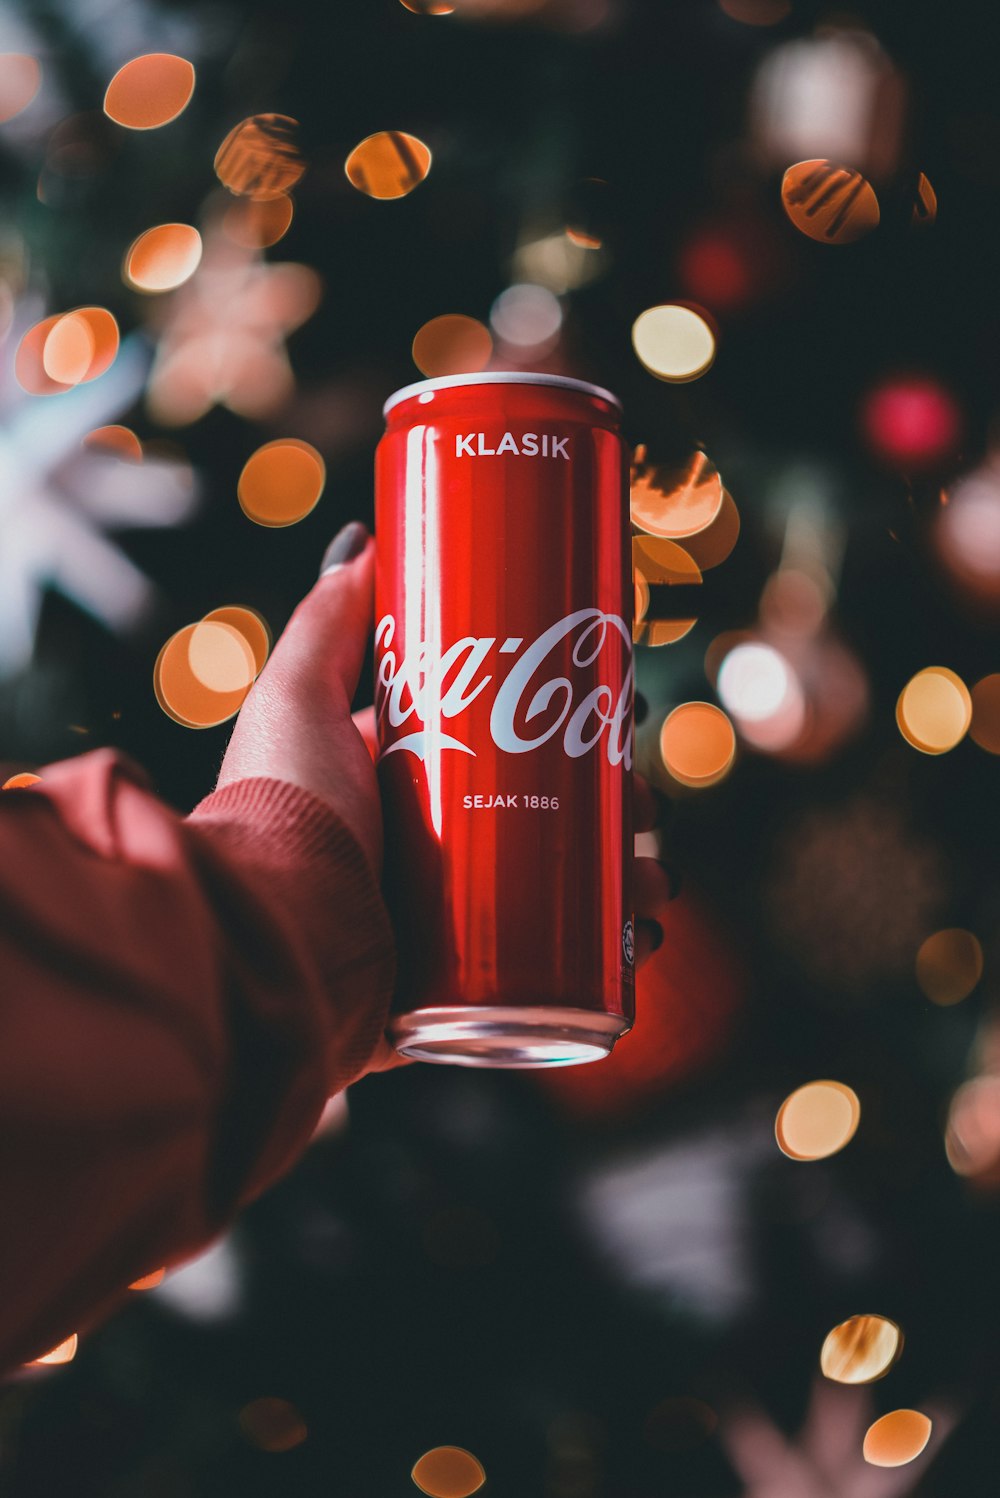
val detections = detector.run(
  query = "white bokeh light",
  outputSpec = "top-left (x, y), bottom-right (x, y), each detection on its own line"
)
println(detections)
top-left (489, 282), bottom-right (563, 351)
top-left (717, 643), bottom-right (792, 722)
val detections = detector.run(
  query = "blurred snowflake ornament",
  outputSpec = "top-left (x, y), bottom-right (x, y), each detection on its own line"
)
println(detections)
top-left (0, 311), bottom-right (198, 678)
top-left (145, 231), bottom-right (322, 426)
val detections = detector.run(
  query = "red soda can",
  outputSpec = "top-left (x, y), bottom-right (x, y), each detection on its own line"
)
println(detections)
top-left (375, 372), bottom-right (634, 1066)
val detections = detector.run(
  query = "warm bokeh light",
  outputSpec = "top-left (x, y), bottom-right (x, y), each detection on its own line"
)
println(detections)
top-left (187, 620), bottom-right (257, 695)
top-left (915, 929), bottom-right (983, 1006)
top-left (970, 673), bottom-right (1000, 752)
top-left (154, 624), bottom-right (254, 729)
top-left (215, 115), bottom-right (304, 200)
top-left (411, 1446), bottom-right (486, 1498)
top-left (718, 642), bottom-right (792, 722)
top-left (202, 607), bottom-right (271, 676)
top-left (659, 702), bottom-right (736, 788)
top-left (15, 314), bottom-right (68, 395)
top-left (400, 0), bottom-right (456, 11)
top-left (490, 282), bottom-right (563, 351)
top-left (238, 438), bottom-right (326, 527)
top-left (631, 303), bottom-right (716, 382)
top-left (896, 667), bottom-right (971, 755)
top-left (344, 130), bottom-right (432, 199)
top-left (820, 1315), bottom-right (903, 1384)
top-left (238, 1397), bottom-right (308, 1453)
top-left (776, 1081), bottom-right (860, 1161)
top-left (632, 535), bottom-right (702, 586)
top-left (125, 223), bottom-right (203, 292)
top-left (73, 306), bottom-right (120, 382)
top-left (946, 1076), bottom-right (1000, 1182)
top-left (30, 1334), bottom-right (78, 1366)
top-left (43, 312), bottom-right (95, 385)
top-left (681, 489), bottom-right (740, 569)
top-left (937, 469), bottom-right (1000, 603)
top-left (129, 1268), bottom-right (166, 1290)
top-left (223, 194), bottom-right (294, 248)
top-left (912, 171), bottom-right (938, 227)
top-left (84, 425), bottom-right (143, 463)
top-left (2, 773), bottom-right (42, 789)
top-left (863, 1410), bottom-right (932, 1467)
top-left (718, 0), bottom-right (790, 22)
top-left (631, 451), bottom-right (724, 538)
top-left (861, 377), bottom-right (961, 469)
top-left (781, 160), bottom-right (880, 244)
top-left (412, 314), bottom-right (493, 376)
top-left (103, 54), bottom-right (195, 130)
top-left (0, 53), bottom-right (42, 123)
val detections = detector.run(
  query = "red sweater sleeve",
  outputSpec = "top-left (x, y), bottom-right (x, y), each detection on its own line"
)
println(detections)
top-left (0, 749), bottom-right (395, 1373)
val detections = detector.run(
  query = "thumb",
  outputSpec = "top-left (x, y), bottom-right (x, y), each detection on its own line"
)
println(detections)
top-left (274, 521), bottom-right (374, 704)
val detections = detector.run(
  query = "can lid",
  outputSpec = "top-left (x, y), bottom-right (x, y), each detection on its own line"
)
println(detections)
top-left (382, 370), bottom-right (622, 417)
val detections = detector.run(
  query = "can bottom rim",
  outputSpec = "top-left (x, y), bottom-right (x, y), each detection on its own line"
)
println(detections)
top-left (389, 1005), bottom-right (630, 1069)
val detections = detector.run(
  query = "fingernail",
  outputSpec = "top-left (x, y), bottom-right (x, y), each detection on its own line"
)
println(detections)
top-left (320, 521), bottom-right (369, 576)
top-left (637, 918), bottom-right (664, 952)
top-left (658, 860), bottom-right (682, 901)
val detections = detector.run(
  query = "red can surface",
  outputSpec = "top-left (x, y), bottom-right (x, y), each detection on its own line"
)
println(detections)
top-left (375, 372), bottom-right (633, 1066)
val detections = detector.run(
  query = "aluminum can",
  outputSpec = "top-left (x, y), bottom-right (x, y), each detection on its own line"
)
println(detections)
top-left (375, 372), bottom-right (633, 1066)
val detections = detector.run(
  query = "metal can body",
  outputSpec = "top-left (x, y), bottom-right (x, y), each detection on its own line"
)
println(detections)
top-left (375, 372), bottom-right (634, 1066)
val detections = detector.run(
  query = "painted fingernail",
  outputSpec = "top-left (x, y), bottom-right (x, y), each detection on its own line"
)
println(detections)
top-left (320, 520), bottom-right (369, 575)
top-left (637, 918), bottom-right (664, 952)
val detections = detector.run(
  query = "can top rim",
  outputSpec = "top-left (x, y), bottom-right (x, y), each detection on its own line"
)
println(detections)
top-left (382, 371), bottom-right (622, 417)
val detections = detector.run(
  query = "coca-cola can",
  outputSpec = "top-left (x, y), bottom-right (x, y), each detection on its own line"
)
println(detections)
top-left (375, 372), bottom-right (634, 1066)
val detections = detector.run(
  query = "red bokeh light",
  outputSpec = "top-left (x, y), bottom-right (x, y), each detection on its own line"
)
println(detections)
top-left (861, 377), bottom-right (962, 470)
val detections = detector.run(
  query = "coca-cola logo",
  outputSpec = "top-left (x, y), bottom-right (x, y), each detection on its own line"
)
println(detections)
top-left (375, 608), bottom-right (633, 769)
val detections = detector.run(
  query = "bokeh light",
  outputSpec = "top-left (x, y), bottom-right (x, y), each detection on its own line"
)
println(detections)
top-left (344, 130), bottom-right (432, 199)
top-left (125, 224), bottom-right (203, 292)
top-left (861, 376), bottom-right (961, 469)
top-left (202, 607), bottom-right (271, 676)
top-left (30, 1334), bottom-right (78, 1366)
top-left (215, 115), bottom-right (304, 200)
top-left (238, 1397), bottom-right (308, 1453)
top-left (411, 1446), bottom-right (486, 1498)
top-left (103, 54), bottom-right (195, 130)
top-left (2, 773), bottom-right (42, 789)
top-left (223, 194), bottom-right (294, 248)
top-left (400, 0), bottom-right (456, 10)
top-left (84, 425), bottom-right (143, 463)
top-left (16, 307), bottom-right (119, 394)
top-left (946, 1076), bottom-right (1000, 1181)
top-left (631, 451), bottom-right (724, 538)
top-left (238, 439), bottom-right (326, 527)
top-left (781, 160), bottom-right (880, 244)
top-left (718, 642), bottom-right (791, 722)
top-left (937, 469), bottom-right (1000, 603)
top-left (862, 1410), bottom-right (932, 1467)
top-left (658, 703), bottom-right (736, 788)
top-left (154, 623), bottom-right (257, 729)
top-left (896, 667), bottom-right (971, 755)
top-left (412, 314), bottom-right (493, 376)
top-left (188, 620), bottom-right (257, 695)
top-left (820, 1315), bottom-right (903, 1384)
top-left (775, 1081), bottom-right (860, 1160)
top-left (632, 535), bottom-right (702, 586)
top-left (631, 303), bottom-right (716, 382)
top-left (43, 313), bottom-right (95, 385)
top-left (0, 53), bottom-right (42, 124)
top-left (681, 489), bottom-right (740, 569)
top-left (912, 171), bottom-right (938, 226)
top-left (718, 0), bottom-right (790, 22)
top-left (129, 1268), bottom-right (166, 1290)
top-left (970, 673), bottom-right (1000, 752)
top-left (490, 283), bottom-right (563, 352)
top-left (915, 929), bottom-right (983, 1006)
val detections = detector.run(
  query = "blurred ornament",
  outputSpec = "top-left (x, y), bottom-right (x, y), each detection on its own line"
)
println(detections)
top-left (411, 1447), bottom-right (486, 1498)
top-left (863, 1411), bottom-right (932, 1467)
top-left (775, 1080), bottom-right (860, 1161)
top-left (970, 673), bottom-right (1000, 752)
top-left (896, 667), bottom-right (971, 755)
top-left (658, 702), bottom-right (736, 789)
top-left (0, 52), bottom-right (41, 123)
top-left (215, 114), bottom-right (304, 201)
top-left (411, 314), bottom-right (492, 377)
top-left (344, 130), bottom-right (431, 200)
top-left (781, 161), bottom-right (880, 245)
top-left (124, 224), bottom-right (202, 293)
top-left (237, 438), bottom-right (325, 527)
top-left (820, 1315), bottom-right (903, 1385)
top-left (936, 466), bottom-right (1000, 607)
top-left (631, 450), bottom-right (724, 538)
top-left (239, 1397), bottom-right (308, 1453)
top-left (861, 376), bottom-right (961, 470)
top-left (146, 234), bottom-right (321, 425)
top-left (752, 30), bottom-right (905, 182)
top-left (632, 303), bottom-right (716, 382)
top-left (915, 929), bottom-right (983, 1006)
top-left (0, 320), bottom-right (197, 677)
top-left (541, 888), bottom-right (743, 1118)
top-left (103, 53), bottom-right (195, 130)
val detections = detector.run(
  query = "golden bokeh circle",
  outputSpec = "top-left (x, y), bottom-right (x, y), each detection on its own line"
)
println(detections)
top-left (238, 1397), bottom-right (308, 1453)
top-left (215, 114), bottom-right (304, 201)
top-left (0, 53), bottom-right (42, 123)
top-left (84, 425), bottom-right (143, 463)
top-left (970, 673), bottom-right (1000, 753)
top-left (412, 314), bottom-right (493, 376)
top-left (345, 130), bottom-right (432, 200)
top-left (154, 624), bottom-right (253, 729)
top-left (187, 621), bottom-right (257, 695)
top-left (125, 223), bottom-right (203, 292)
top-left (915, 928), bottom-right (983, 1006)
top-left (631, 304), bottom-right (716, 383)
top-left (631, 451), bottom-right (724, 538)
top-left (16, 314), bottom-right (72, 394)
top-left (659, 702), bottom-right (736, 788)
top-left (16, 308), bottom-right (118, 393)
top-left (202, 606), bottom-right (271, 676)
top-left (104, 54), bottom-right (195, 130)
top-left (896, 666), bottom-right (972, 754)
top-left (781, 160), bottom-right (880, 245)
top-left (411, 1447), bottom-right (486, 1498)
top-left (819, 1315), bottom-right (903, 1384)
top-left (223, 193), bottom-right (294, 248)
top-left (775, 1080), bottom-right (860, 1161)
top-left (680, 488), bottom-right (740, 570)
top-left (863, 1410), bottom-right (932, 1468)
top-left (238, 439), bottom-right (326, 528)
top-left (43, 312), bottom-right (95, 385)
top-left (74, 306), bottom-right (120, 382)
